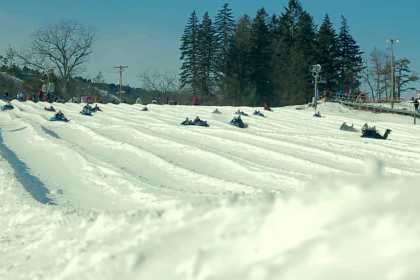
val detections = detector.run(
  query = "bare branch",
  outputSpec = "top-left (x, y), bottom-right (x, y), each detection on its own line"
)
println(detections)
top-left (17, 20), bottom-right (95, 83)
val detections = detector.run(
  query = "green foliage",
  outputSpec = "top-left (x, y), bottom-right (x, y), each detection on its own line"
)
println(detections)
top-left (272, 0), bottom-right (317, 105)
top-left (249, 8), bottom-right (273, 106)
top-left (317, 14), bottom-right (340, 95)
top-left (225, 15), bottom-right (254, 106)
top-left (180, 11), bottom-right (200, 94)
top-left (214, 3), bottom-right (235, 83)
top-left (338, 16), bottom-right (364, 95)
top-left (179, 0), bottom-right (365, 106)
top-left (197, 12), bottom-right (217, 96)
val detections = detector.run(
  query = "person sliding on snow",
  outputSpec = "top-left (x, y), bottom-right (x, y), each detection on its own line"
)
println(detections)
top-left (235, 110), bottom-right (248, 116)
top-left (92, 104), bottom-right (102, 112)
top-left (56, 110), bottom-right (64, 119)
top-left (81, 104), bottom-right (93, 115)
top-left (414, 98), bottom-right (419, 112)
top-left (230, 115), bottom-right (247, 128)
top-left (1, 101), bottom-right (14, 111)
top-left (181, 117), bottom-right (193, 125)
top-left (45, 105), bottom-right (55, 112)
top-left (361, 124), bottom-right (391, 140)
top-left (193, 116), bottom-right (209, 127)
top-left (340, 122), bottom-right (357, 132)
top-left (51, 110), bottom-right (69, 122)
top-left (253, 110), bottom-right (265, 117)
top-left (264, 103), bottom-right (272, 111)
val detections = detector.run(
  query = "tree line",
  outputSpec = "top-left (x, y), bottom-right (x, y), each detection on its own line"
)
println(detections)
top-left (180, 0), bottom-right (364, 106)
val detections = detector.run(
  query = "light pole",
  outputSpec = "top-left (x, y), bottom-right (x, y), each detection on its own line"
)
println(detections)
top-left (311, 64), bottom-right (322, 113)
top-left (387, 39), bottom-right (399, 109)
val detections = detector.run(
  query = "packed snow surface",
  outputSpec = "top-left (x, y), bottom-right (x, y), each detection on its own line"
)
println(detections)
top-left (1, 100), bottom-right (420, 280)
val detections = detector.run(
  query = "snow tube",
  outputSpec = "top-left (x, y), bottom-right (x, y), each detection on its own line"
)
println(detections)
top-left (361, 127), bottom-right (391, 140)
top-left (340, 122), bottom-right (358, 132)
top-left (235, 110), bottom-right (249, 117)
top-left (80, 110), bottom-right (93, 116)
top-left (1, 104), bottom-right (14, 111)
top-left (44, 107), bottom-right (56, 112)
top-left (192, 118), bottom-right (209, 127)
top-left (230, 117), bottom-right (248, 128)
top-left (253, 110), bottom-right (265, 117)
top-left (49, 116), bottom-right (69, 122)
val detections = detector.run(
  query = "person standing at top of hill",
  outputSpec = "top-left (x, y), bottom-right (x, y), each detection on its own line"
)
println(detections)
top-left (414, 98), bottom-right (419, 112)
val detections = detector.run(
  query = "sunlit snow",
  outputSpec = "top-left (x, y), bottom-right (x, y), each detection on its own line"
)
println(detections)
top-left (1, 100), bottom-right (420, 280)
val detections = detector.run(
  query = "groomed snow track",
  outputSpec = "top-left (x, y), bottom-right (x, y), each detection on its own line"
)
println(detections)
top-left (1, 100), bottom-right (420, 280)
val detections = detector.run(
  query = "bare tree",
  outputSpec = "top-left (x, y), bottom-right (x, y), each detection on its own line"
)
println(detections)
top-left (367, 48), bottom-right (390, 101)
top-left (362, 58), bottom-right (375, 102)
top-left (16, 20), bottom-right (95, 93)
top-left (139, 70), bottom-right (179, 103)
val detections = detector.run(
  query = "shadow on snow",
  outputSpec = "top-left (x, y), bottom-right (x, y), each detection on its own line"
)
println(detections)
top-left (0, 131), bottom-right (55, 205)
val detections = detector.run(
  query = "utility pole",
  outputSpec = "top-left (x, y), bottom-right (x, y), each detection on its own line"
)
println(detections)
top-left (387, 39), bottom-right (399, 109)
top-left (114, 65), bottom-right (128, 103)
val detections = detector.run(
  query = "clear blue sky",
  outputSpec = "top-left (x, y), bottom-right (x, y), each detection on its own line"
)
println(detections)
top-left (0, 0), bottom-right (419, 88)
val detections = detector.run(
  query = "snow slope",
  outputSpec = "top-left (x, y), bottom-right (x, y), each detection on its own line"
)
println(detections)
top-left (1, 100), bottom-right (420, 279)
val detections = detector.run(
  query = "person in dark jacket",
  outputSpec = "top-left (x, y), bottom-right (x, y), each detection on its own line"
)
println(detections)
top-left (414, 98), bottom-right (419, 112)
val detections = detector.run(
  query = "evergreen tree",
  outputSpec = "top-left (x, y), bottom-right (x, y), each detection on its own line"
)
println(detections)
top-left (275, 0), bottom-right (304, 47)
top-left (249, 8), bottom-right (273, 106)
top-left (295, 11), bottom-right (317, 96)
top-left (197, 12), bottom-right (216, 96)
top-left (395, 58), bottom-right (418, 99)
top-left (338, 16), bottom-right (363, 95)
top-left (225, 15), bottom-right (253, 105)
top-left (317, 14), bottom-right (340, 96)
top-left (214, 3), bottom-right (235, 83)
top-left (179, 3), bottom-right (364, 106)
top-left (272, 0), bottom-right (316, 105)
top-left (180, 11), bottom-right (200, 94)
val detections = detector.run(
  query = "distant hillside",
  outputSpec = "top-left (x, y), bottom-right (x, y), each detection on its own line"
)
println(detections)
top-left (0, 65), bottom-right (191, 104)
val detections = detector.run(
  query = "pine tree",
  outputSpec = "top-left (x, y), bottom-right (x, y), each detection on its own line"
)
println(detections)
top-left (214, 3), bottom-right (235, 83)
top-left (197, 12), bottom-right (216, 96)
top-left (225, 15), bottom-right (253, 105)
top-left (317, 14), bottom-right (340, 96)
top-left (338, 16), bottom-right (363, 96)
top-left (295, 11), bottom-right (317, 97)
top-left (249, 8), bottom-right (273, 106)
top-left (395, 58), bottom-right (418, 99)
top-left (272, 0), bottom-right (316, 105)
top-left (275, 0), bottom-right (304, 47)
top-left (180, 11), bottom-right (200, 94)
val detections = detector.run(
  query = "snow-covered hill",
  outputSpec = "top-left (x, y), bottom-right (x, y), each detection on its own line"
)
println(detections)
top-left (1, 101), bottom-right (420, 279)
